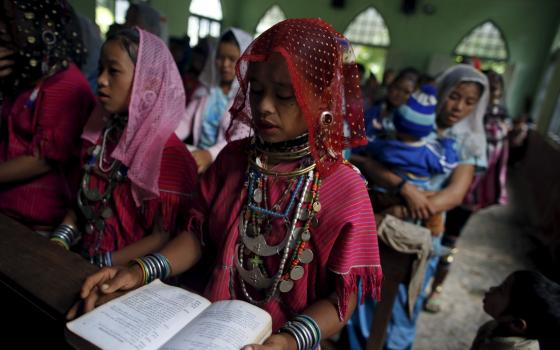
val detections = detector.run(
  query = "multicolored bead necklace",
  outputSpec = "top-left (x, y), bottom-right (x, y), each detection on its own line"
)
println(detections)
top-left (235, 135), bottom-right (322, 304)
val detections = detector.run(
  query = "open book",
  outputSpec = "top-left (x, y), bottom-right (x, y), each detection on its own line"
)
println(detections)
top-left (66, 279), bottom-right (272, 350)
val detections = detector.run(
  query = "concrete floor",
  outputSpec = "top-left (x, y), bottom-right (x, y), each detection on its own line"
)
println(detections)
top-left (414, 169), bottom-right (536, 350)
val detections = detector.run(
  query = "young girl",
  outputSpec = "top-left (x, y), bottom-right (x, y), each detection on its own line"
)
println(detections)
top-left (175, 28), bottom-right (253, 173)
top-left (50, 28), bottom-right (197, 268)
top-left (473, 270), bottom-right (560, 350)
top-left (70, 18), bottom-right (382, 350)
top-left (0, 0), bottom-right (95, 232)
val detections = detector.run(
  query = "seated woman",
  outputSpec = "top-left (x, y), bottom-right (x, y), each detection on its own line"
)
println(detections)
top-left (175, 28), bottom-right (253, 173)
top-left (69, 18), bottom-right (383, 350)
top-left (50, 28), bottom-right (197, 268)
top-left (0, 0), bottom-right (95, 233)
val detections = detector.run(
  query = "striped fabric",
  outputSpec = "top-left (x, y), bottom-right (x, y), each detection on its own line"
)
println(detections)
top-left (187, 139), bottom-right (382, 331)
top-left (0, 64), bottom-right (95, 228)
top-left (81, 134), bottom-right (197, 257)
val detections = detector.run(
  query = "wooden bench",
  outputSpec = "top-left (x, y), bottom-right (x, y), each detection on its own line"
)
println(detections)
top-left (0, 214), bottom-right (97, 345)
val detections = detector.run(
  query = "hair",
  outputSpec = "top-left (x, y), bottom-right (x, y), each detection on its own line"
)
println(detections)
top-left (105, 27), bottom-right (140, 64)
top-left (394, 67), bottom-right (420, 86)
top-left (356, 63), bottom-right (366, 74)
top-left (219, 30), bottom-right (240, 49)
top-left (457, 80), bottom-right (484, 99)
top-left (127, 3), bottom-right (161, 37)
top-left (506, 270), bottom-right (560, 347)
top-left (419, 73), bottom-right (435, 87)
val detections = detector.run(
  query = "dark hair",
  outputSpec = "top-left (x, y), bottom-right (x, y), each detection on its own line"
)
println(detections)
top-left (419, 73), bottom-right (435, 86)
top-left (457, 80), bottom-right (484, 99)
top-left (104, 27), bottom-right (140, 64)
top-left (508, 271), bottom-right (560, 348)
top-left (392, 67), bottom-right (420, 88)
top-left (219, 30), bottom-right (240, 49)
top-left (356, 63), bottom-right (366, 74)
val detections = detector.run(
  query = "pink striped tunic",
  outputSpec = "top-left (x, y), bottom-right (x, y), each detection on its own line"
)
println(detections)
top-left (187, 139), bottom-right (382, 330)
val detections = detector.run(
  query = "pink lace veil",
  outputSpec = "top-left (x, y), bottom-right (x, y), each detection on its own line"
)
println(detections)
top-left (82, 28), bottom-right (186, 206)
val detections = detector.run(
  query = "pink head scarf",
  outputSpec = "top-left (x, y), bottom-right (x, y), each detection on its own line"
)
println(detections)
top-left (82, 28), bottom-right (186, 206)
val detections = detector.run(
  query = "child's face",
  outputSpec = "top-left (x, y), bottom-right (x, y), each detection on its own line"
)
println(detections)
top-left (216, 41), bottom-right (240, 85)
top-left (248, 53), bottom-right (308, 143)
top-left (437, 82), bottom-right (482, 128)
top-left (97, 40), bottom-right (135, 114)
top-left (387, 79), bottom-right (415, 108)
top-left (483, 275), bottom-right (513, 319)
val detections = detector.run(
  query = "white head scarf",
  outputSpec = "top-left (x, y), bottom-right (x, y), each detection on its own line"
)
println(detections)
top-left (436, 64), bottom-right (489, 161)
top-left (197, 27), bottom-right (253, 93)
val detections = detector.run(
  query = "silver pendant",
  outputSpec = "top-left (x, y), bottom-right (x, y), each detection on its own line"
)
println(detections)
top-left (301, 230), bottom-right (311, 241)
top-left (239, 218), bottom-right (290, 256)
top-left (83, 187), bottom-right (102, 201)
top-left (234, 246), bottom-right (273, 289)
top-left (279, 279), bottom-right (294, 293)
top-left (101, 207), bottom-right (113, 219)
top-left (86, 223), bottom-right (95, 234)
top-left (290, 265), bottom-right (305, 280)
top-left (313, 201), bottom-right (322, 212)
top-left (300, 209), bottom-right (309, 221)
top-left (79, 203), bottom-right (94, 220)
top-left (253, 188), bottom-right (263, 203)
top-left (311, 216), bottom-right (319, 227)
top-left (299, 249), bottom-right (314, 264)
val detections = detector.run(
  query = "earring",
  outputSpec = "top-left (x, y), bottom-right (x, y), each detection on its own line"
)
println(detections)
top-left (320, 111), bottom-right (333, 126)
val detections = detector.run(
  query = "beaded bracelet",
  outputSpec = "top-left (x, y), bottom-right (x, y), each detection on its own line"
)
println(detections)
top-left (50, 223), bottom-right (81, 249)
top-left (278, 314), bottom-right (321, 350)
top-left (130, 253), bottom-right (172, 285)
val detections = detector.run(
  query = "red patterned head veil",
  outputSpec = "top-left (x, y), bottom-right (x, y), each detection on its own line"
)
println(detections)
top-left (229, 18), bottom-right (366, 177)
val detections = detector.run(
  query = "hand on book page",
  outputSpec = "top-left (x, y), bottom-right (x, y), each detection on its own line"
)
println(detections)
top-left (67, 280), bottom-right (272, 350)
top-left (67, 264), bottom-right (144, 320)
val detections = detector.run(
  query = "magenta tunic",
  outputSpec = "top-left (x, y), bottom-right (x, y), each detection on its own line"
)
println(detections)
top-left (187, 139), bottom-right (382, 330)
top-left (0, 64), bottom-right (95, 228)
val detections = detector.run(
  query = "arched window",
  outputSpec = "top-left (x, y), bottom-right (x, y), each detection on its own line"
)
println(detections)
top-left (454, 20), bottom-right (508, 61)
top-left (254, 5), bottom-right (286, 37)
top-left (188, 0), bottom-right (222, 46)
top-left (343, 7), bottom-right (390, 80)
top-left (344, 7), bottom-right (390, 47)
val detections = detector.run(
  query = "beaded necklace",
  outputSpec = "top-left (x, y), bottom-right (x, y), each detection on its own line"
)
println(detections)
top-left (235, 136), bottom-right (322, 304)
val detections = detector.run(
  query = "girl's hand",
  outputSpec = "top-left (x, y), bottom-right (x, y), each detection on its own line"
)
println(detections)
top-left (0, 46), bottom-right (14, 78)
top-left (191, 149), bottom-right (213, 174)
top-left (242, 333), bottom-right (296, 350)
top-left (66, 264), bottom-right (144, 320)
top-left (399, 182), bottom-right (434, 220)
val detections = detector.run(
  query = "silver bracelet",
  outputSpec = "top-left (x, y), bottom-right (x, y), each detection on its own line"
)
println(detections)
top-left (91, 252), bottom-right (112, 268)
top-left (278, 314), bottom-right (321, 350)
top-left (51, 223), bottom-right (81, 247)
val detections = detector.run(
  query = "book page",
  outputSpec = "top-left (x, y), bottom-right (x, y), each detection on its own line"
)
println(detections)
top-left (67, 280), bottom-right (211, 350)
top-left (161, 300), bottom-right (272, 350)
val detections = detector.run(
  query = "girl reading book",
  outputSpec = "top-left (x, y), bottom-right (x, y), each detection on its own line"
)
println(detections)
top-left (69, 19), bottom-right (382, 350)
